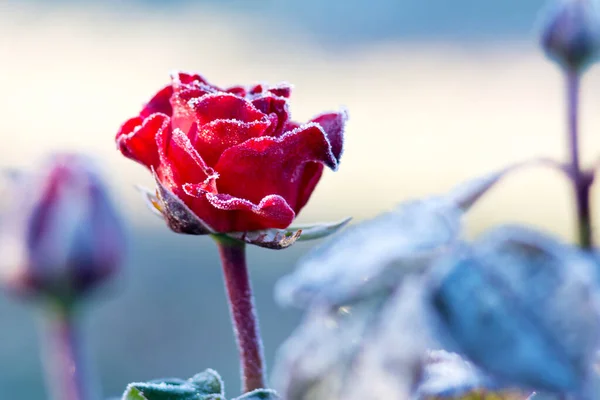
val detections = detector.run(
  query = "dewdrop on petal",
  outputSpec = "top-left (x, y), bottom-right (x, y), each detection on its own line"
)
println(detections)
top-left (540, 0), bottom-right (600, 71)
top-left (0, 153), bottom-right (125, 303)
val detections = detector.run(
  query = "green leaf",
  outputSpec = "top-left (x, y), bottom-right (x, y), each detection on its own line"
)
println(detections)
top-left (232, 388), bottom-right (280, 400)
top-left (122, 382), bottom-right (200, 400)
top-left (120, 371), bottom-right (227, 400)
top-left (188, 369), bottom-right (225, 396)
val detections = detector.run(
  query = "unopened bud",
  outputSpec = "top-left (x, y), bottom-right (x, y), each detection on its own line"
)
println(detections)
top-left (0, 154), bottom-right (125, 303)
top-left (540, 0), bottom-right (600, 71)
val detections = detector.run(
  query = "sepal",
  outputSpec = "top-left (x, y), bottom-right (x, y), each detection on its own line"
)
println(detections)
top-left (151, 169), bottom-right (215, 235)
top-left (225, 217), bottom-right (351, 249)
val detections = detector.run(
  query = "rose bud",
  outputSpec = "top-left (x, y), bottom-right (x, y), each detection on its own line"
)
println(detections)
top-left (540, 0), bottom-right (600, 71)
top-left (0, 153), bottom-right (125, 303)
top-left (116, 72), bottom-right (347, 237)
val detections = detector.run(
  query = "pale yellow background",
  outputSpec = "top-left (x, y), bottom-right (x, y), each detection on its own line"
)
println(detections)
top-left (1, 2), bottom-right (596, 240)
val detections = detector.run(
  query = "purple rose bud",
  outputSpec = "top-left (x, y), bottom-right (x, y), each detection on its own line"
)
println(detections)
top-left (540, 0), bottom-right (600, 71)
top-left (0, 153), bottom-right (125, 303)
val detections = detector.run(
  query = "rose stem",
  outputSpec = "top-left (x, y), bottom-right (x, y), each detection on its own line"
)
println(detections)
top-left (565, 67), bottom-right (593, 249)
top-left (41, 302), bottom-right (89, 400)
top-left (214, 236), bottom-right (266, 392)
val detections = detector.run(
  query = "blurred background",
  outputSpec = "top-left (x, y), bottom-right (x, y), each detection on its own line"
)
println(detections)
top-left (0, 0), bottom-right (599, 398)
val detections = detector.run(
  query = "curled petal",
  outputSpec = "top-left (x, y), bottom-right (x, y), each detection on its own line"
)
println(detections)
top-left (247, 82), bottom-right (293, 98)
top-left (188, 93), bottom-right (266, 124)
top-left (175, 86), bottom-right (217, 104)
top-left (170, 128), bottom-right (216, 181)
top-left (184, 183), bottom-right (295, 231)
top-left (214, 123), bottom-right (337, 212)
top-left (155, 122), bottom-right (215, 190)
top-left (225, 85), bottom-right (247, 97)
top-left (249, 83), bottom-right (264, 95)
top-left (116, 113), bottom-right (168, 169)
top-left (252, 94), bottom-right (290, 136)
top-left (170, 71), bottom-right (210, 88)
top-left (268, 83), bottom-right (293, 98)
top-left (191, 118), bottom-right (272, 167)
top-left (311, 109), bottom-right (348, 163)
top-left (140, 85), bottom-right (173, 118)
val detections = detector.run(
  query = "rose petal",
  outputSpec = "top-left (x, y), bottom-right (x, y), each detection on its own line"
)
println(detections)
top-left (116, 113), bottom-right (167, 169)
top-left (225, 85), bottom-right (247, 97)
top-left (268, 83), bottom-right (293, 98)
top-left (295, 163), bottom-right (324, 212)
top-left (175, 86), bottom-right (217, 104)
top-left (155, 121), bottom-right (215, 190)
top-left (252, 94), bottom-right (290, 136)
top-left (184, 183), bottom-right (295, 231)
top-left (213, 123), bottom-right (337, 212)
top-left (140, 85), bottom-right (173, 118)
top-left (191, 118), bottom-right (272, 167)
top-left (170, 80), bottom-right (218, 136)
top-left (188, 93), bottom-right (266, 125)
top-left (188, 93), bottom-right (264, 124)
top-left (311, 109), bottom-right (347, 163)
top-left (249, 83), bottom-right (264, 95)
top-left (170, 71), bottom-right (210, 87)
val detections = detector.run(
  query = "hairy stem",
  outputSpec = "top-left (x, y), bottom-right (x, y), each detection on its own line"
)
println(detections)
top-left (41, 303), bottom-right (88, 400)
top-left (215, 236), bottom-right (266, 392)
top-left (566, 68), bottom-right (593, 249)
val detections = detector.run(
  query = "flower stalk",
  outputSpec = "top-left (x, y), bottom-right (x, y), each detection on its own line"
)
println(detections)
top-left (214, 236), bottom-right (266, 393)
top-left (41, 303), bottom-right (89, 400)
top-left (565, 68), bottom-right (594, 249)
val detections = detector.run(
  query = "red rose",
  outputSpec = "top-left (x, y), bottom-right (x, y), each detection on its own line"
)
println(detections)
top-left (116, 72), bottom-right (346, 233)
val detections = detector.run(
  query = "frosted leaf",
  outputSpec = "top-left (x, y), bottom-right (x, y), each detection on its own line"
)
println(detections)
top-left (232, 388), bottom-right (280, 400)
top-left (446, 167), bottom-right (513, 211)
top-left (414, 350), bottom-right (528, 400)
top-left (122, 381), bottom-right (201, 400)
top-left (275, 197), bottom-right (462, 308)
top-left (446, 158), bottom-right (565, 211)
top-left (272, 276), bottom-right (434, 400)
top-left (427, 225), bottom-right (600, 393)
top-left (188, 369), bottom-right (225, 397)
top-left (121, 369), bottom-right (225, 400)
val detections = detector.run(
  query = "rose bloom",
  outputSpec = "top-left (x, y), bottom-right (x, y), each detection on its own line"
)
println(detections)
top-left (116, 72), bottom-right (346, 233)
